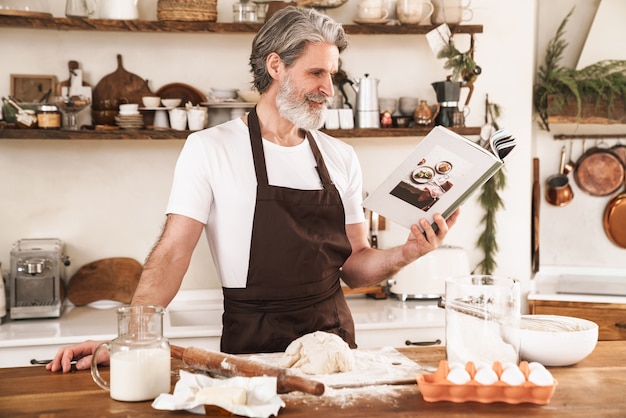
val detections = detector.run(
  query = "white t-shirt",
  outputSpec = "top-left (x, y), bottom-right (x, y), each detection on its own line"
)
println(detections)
top-left (166, 118), bottom-right (365, 288)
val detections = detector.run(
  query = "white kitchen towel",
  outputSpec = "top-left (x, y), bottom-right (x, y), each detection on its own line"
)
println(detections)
top-left (152, 370), bottom-right (285, 417)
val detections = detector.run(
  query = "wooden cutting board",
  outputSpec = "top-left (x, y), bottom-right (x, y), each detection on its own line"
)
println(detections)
top-left (92, 54), bottom-right (153, 106)
top-left (67, 257), bottom-right (142, 306)
top-left (55, 60), bottom-right (90, 96)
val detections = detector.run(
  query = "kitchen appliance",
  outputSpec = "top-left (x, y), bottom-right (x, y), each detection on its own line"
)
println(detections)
top-left (9, 238), bottom-right (70, 320)
top-left (431, 77), bottom-right (469, 127)
top-left (388, 245), bottom-right (470, 300)
top-left (351, 74), bottom-right (381, 128)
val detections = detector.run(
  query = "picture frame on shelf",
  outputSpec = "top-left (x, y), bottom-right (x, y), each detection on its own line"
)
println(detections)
top-left (10, 74), bottom-right (57, 102)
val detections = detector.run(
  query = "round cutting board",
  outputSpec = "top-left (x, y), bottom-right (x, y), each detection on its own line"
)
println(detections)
top-left (67, 257), bottom-right (143, 306)
top-left (92, 54), bottom-right (153, 106)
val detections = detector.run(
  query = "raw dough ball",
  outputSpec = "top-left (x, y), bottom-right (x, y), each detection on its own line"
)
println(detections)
top-left (195, 386), bottom-right (247, 405)
top-left (280, 331), bottom-right (354, 375)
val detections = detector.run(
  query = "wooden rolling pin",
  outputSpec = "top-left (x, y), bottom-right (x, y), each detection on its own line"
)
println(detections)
top-left (170, 345), bottom-right (325, 396)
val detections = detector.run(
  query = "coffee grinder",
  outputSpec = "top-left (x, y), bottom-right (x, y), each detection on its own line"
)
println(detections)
top-left (9, 238), bottom-right (71, 319)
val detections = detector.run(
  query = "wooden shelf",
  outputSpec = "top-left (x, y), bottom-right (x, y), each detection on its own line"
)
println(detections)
top-left (0, 126), bottom-right (481, 140)
top-left (0, 16), bottom-right (483, 140)
top-left (0, 16), bottom-right (482, 35)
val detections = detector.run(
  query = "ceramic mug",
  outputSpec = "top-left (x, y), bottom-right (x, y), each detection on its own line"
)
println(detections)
top-left (397, 0), bottom-right (434, 24)
top-left (65, 0), bottom-right (96, 18)
top-left (338, 108), bottom-right (354, 129)
top-left (324, 108), bottom-right (340, 129)
top-left (187, 107), bottom-right (208, 131)
top-left (169, 108), bottom-right (187, 131)
top-left (357, 0), bottom-right (389, 20)
top-left (431, 0), bottom-right (472, 25)
top-left (98, 0), bottom-right (139, 20)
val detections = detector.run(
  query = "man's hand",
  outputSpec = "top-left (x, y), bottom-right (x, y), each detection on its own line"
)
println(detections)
top-left (46, 340), bottom-right (107, 373)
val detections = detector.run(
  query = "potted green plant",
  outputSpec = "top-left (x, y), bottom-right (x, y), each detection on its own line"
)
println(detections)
top-left (533, 8), bottom-right (626, 131)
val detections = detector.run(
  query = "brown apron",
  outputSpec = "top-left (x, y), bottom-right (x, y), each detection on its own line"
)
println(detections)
top-left (221, 107), bottom-right (355, 354)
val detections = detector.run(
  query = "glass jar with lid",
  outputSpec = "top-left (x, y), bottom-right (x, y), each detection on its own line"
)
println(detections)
top-left (37, 104), bottom-right (61, 129)
top-left (233, 0), bottom-right (258, 23)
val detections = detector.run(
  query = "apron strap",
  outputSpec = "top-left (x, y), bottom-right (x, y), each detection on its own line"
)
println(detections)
top-left (247, 106), bottom-right (333, 189)
top-left (305, 131), bottom-right (334, 189)
top-left (248, 106), bottom-right (269, 186)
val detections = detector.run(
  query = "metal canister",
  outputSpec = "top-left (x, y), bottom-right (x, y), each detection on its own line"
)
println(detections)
top-left (37, 104), bottom-right (61, 129)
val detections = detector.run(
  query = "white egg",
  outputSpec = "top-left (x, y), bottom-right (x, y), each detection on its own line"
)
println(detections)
top-left (474, 367), bottom-right (499, 385)
top-left (528, 368), bottom-right (554, 386)
top-left (474, 361), bottom-right (492, 371)
top-left (448, 362), bottom-right (465, 370)
top-left (500, 366), bottom-right (526, 385)
top-left (447, 367), bottom-right (471, 384)
top-left (501, 361), bottom-right (519, 370)
top-left (528, 362), bottom-right (547, 372)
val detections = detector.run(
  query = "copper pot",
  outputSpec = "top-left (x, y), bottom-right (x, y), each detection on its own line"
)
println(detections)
top-left (545, 146), bottom-right (574, 207)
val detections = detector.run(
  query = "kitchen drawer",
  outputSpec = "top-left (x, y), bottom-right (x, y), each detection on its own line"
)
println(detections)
top-left (528, 300), bottom-right (626, 341)
top-left (355, 327), bottom-right (444, 349)
top-left (0, 344), bottom-right (66, 368)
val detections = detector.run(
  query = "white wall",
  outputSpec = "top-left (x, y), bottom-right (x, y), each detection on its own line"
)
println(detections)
top-left (4, 1), bottom-right (617, 301)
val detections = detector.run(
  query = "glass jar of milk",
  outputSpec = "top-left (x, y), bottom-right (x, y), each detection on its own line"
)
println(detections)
top-left (91, 305), bottom-right (171, 402)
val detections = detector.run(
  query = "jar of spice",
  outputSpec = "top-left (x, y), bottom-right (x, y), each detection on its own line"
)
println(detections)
top-left (37, 104), bottom-right (61, 129)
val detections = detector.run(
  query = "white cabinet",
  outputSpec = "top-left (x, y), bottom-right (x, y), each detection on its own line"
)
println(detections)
top-left (356, 327), bottom-right (444, 349)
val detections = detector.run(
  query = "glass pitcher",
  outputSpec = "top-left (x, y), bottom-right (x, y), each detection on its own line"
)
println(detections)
top-left (91, 305), bottom-right (170, 402)
top-left (444, 275), bottom-right (521, 365)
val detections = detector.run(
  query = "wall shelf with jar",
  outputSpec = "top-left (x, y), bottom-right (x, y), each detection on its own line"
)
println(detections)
top-left (0, 126), bottom-right (481, 140)
top-left (0, 15), bottom-right (482, 140)
top-left (0, 15), bottom-right (482, 35)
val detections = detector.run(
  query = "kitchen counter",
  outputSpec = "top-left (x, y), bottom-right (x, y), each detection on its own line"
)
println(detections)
top-left (1, 341), bottom-right (624, 417)
top-left (530, 266), bottom-right (626, 303)
top-left (0, 290), bottom-right (445, 367)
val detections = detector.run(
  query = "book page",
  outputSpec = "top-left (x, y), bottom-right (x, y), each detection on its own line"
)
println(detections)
top-left (363, 127), bottom-right (502, 230)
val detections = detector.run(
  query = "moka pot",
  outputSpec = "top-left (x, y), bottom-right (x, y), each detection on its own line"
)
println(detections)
top-left (351, 74), bottom-right (381, 128)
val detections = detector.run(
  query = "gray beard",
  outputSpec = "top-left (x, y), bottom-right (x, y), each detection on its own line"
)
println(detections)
top-left (276, 74), bottom-right (331, 131)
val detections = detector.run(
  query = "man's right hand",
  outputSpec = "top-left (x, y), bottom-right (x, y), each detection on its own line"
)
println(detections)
top-left (46, 340), bottom-right (108, 373)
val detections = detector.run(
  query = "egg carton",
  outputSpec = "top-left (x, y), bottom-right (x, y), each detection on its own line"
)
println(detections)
top-left (416, 360), bottom-right (557, 404)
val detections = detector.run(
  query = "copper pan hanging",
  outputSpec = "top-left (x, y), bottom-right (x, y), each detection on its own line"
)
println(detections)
top-left (603, 175), bottom-right (626, 249)
top-left (574, 140), bottom-right (625, 196)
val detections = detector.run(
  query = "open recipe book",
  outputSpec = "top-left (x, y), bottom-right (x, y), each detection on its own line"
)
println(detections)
top-left (363, 126), bottom-right (516, 231)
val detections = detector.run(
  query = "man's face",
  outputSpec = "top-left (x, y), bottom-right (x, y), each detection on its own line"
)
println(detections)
top-left (276, 42), bottom-right (339, 130)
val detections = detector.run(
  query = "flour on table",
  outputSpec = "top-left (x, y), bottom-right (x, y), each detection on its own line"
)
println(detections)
top-left (280, 331), bottom-right (354, 375)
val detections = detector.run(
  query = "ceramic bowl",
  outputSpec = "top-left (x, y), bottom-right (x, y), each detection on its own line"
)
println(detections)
top-left (210, 88), bottom-right (238, 101)
top-left (520, 315), bottom-right (598, 366)
top-left (142, 96), bottom-right (161, 108)
top-left (161, 98), bottom-right (182, 109)
top-left (237, 89), bottom-right (260, 103)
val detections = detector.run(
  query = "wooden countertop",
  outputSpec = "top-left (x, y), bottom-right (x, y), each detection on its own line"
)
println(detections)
top-left (1, 341), bottom-right (625, 417)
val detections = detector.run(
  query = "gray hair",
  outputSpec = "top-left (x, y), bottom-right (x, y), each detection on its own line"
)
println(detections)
top-left (249, 6), bottom-right (348, 93)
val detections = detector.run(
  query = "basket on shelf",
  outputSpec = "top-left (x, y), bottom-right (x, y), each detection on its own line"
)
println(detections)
top-left (157, 0), bottom-right (218, 21)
